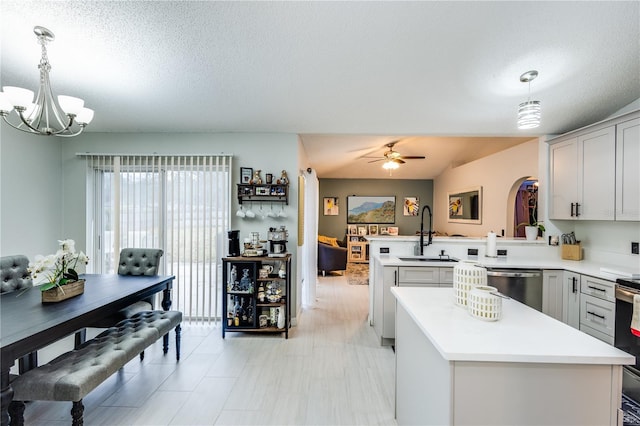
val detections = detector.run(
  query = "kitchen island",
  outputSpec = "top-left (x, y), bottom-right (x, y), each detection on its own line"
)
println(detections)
top-left (391, 287), bottom-right (634, 425)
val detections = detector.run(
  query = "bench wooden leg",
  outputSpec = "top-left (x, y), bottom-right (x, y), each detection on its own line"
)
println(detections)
top-left (175, 324), bottom-right (182, 361)
top-left (74, 329), bottom-right (87, 350)
top-left (139, 351), bottom-right (145, 361)
top-left (71, 400), bottom-right (84, 426)
top-left (163, 333), bottom-right (169, 354)
top-left (8, 400), bottom-right (25, 426)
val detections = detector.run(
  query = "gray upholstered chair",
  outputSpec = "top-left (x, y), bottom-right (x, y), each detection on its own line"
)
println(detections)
top-left (77, 248), bottom-right (164, 350)
top-left (116, 248), bottom-right (164, 316)
top-left (0, 255), bottom-right (33, 294)
top-left (1, 255), bottom-right (38, 372)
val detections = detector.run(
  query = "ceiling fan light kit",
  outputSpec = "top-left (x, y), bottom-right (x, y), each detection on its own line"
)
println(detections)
top-left (517, 70), bottom-right (541, 130)
top-left (0, 26), bottom-right (94, 137)
top-left (366, 141), bottom-right (426, 173)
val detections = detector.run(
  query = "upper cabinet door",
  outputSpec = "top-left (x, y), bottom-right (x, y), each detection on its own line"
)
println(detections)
top-left (616, 117), bottom-right (640, 221)
top-left (577, 126), bottom-right (616, 220)
top-left (550, 137), bottom-right (578, 220)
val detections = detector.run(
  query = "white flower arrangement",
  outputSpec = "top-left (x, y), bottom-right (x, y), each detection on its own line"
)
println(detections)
top-left (29, 239), bottom-right (89, 292)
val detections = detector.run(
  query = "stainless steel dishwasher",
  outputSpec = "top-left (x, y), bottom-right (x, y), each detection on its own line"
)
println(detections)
top-left (485, 268), bottom-right (543, 311)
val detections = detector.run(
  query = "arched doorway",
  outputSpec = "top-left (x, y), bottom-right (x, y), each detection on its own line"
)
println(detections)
top-left (513, 178), bottom-right (539, 237)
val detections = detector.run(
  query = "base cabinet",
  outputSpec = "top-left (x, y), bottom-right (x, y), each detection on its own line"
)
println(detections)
top-left (563, 271), bottom-right (581, 329)
top-left (373, 263), bottom-right (453, 345)
top-left (222, 255), bottom-right (291, 338)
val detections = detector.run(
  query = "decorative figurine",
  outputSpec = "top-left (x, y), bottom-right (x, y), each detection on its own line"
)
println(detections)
top-left (277, 170), bottom-right (289, 185)
top-left (228, 265), bottom-right (237, 291)
top-left (250, 169), bottom-right (263, 185)
top-left (240, 268), bottom-right (252, 292)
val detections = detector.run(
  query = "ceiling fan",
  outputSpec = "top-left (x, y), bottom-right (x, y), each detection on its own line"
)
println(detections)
top-left (365, 141), bottom-right (426, 165)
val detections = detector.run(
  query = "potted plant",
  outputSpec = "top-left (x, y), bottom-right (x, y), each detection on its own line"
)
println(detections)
top-left (518, 220), bottom-right (545, 241)
top-left (29, 239), bottom-right (89, 302)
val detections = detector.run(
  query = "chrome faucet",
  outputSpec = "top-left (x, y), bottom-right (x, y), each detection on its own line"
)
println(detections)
top-left (419, 205), bottom-right (433, 255)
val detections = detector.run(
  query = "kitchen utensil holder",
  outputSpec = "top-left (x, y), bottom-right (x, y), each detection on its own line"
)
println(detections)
top-left (468, 286), bottom-right (502, 321)
top-left (561, 243), bottom-right (582, 261)
top-left (453, 261), bottom-right (487, 307)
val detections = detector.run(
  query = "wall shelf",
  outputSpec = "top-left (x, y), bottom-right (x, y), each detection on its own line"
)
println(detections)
top-left (237, 183), bottom-right (288, 205)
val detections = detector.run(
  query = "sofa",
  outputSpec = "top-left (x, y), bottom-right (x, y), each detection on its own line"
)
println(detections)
top-left (317, 236), bottom-right (348, 275)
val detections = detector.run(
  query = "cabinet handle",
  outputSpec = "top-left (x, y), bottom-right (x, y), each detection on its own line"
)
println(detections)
top-left (587, 311), bottom-right (606, 320)
top-left (588, 285), bottom-right (606, 293)
top-left (575, 203), bottom-right (580, 217)
top-left (572, 277), bottom-right (577, 293)
top-left (394, 270), bottom-right (398, 287)
top-left (570, 203), bottom-right (575, 217)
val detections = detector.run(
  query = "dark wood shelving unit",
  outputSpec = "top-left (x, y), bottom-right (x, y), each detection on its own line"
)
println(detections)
top-left (237, 183), bottom-right (289, 205)
top-left (222, 254), bottom-right (291, 338)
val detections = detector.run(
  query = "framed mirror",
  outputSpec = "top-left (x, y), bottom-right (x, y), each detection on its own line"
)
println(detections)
top-left (447, 186), bottom-right (482, 224)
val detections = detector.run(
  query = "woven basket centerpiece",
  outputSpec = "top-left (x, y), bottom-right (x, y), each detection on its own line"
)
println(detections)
top-left (41, 279), bottom-right (85, 303)
top-left (453, 262), bottom-right (487, 307)
top-left (468, 285), bottom-right (502, 321)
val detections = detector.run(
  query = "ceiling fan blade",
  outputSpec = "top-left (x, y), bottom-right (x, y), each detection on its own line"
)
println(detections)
top-left (399, 156), bottom-right (426, 160)
top-left (393, 158), bottom-right (406, 164)
top-left (368, 158), bottom-right (386, 163)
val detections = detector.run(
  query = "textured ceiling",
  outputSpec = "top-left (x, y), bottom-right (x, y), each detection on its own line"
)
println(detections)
top-left (1, 1), bottom-right (638, 178)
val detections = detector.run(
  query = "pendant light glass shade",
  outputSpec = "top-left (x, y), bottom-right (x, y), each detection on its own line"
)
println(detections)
top-left (517, 70), bottom-right (541, 130)
top-left (518, 100), bottom-right (541, 130)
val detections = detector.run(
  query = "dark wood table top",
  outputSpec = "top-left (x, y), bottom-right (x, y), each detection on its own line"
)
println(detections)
top-left (0, 274), bottom-right (174, 371)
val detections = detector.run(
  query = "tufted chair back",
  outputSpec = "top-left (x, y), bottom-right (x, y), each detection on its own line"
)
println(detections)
top-left (117, 248), bottom-right (163, 276)
top-left (1, 255), bottom-right (33, 293)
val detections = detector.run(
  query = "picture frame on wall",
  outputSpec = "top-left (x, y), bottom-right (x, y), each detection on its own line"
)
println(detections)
top-left (348, 225), bottom-right (358, 235)
top-left (387, 226), bottom-right (399, 236)
top-left (240, 167), bottom-right (253, 184)
top-left (323, 197), bottom-right (339, 216)
top-left (357, 226), bottom-right (367, 236)
top-left (403, 197), bottom-right (419, 216)
top-left (368, 224), bottom-right (379, 235)
top-left (379, 226), bottom-right (389, 235)
top-left (347, 195), bottom-right (395, 224)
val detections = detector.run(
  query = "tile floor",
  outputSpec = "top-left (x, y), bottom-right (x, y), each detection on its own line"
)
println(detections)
top-left (20, 273), bottom-right (397, 425)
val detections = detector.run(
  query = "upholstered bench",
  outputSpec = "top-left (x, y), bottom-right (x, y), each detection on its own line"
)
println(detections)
top-left (8, 310), bottom-right (182, 426)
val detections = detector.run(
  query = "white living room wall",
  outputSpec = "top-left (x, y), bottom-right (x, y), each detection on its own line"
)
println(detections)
top-left (433, 139), bottom-right (539, 238)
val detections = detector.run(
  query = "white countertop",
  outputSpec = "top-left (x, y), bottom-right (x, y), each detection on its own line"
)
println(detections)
top-left (375, 254), bottom-right (635, 282)
top-left (391, 287), bottom-right (635, 365)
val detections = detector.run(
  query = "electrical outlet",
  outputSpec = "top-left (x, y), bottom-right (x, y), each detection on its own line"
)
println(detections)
top-left (632, 242), bottom-right (639, 255)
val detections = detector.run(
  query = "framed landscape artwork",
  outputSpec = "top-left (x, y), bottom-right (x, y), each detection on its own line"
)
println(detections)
top-left (347, 196), bottom-right (395, 224)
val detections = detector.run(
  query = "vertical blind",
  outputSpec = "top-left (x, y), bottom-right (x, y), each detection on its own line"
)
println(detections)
top-left (82, 154), bottom-right (232, 324)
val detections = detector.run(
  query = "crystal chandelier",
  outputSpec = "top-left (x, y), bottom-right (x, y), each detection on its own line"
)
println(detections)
top-left (517, 70), bottom-right (541, 130)
top-left (0, 26), bottom-right (94, 137)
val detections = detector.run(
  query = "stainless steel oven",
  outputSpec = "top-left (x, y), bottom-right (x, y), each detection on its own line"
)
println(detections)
top-left (615, 278), bottom-right (640, 425)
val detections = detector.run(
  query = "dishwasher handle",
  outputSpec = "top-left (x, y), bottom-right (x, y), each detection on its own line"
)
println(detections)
top-left (486, 270), bottom-right (542, 278)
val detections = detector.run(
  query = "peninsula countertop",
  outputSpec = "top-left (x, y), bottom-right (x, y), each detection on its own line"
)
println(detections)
top-left (390, 286), bottom-right (634, 365)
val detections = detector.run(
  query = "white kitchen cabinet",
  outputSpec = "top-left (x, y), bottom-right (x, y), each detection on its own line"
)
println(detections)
top-left (563, 271), bottom-right (581, 329)
top-left (579, 274), bottom-right (615, 344)
top-left (542, 270), bottom-right (563, 321)
top-left (374, 263), bottom-right (453, 345)
top-left (549, 126), bottom-right (616, 220)
top-left (550, 137), bottom-right (578, 220)
top-left (549, 110), bottom-right (639, 222)
top-left (616, 117), bottom-right (640, 221)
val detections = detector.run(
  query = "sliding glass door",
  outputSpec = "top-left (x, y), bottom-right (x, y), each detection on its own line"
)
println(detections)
top-left (85, 155), bottom-right (232, 323)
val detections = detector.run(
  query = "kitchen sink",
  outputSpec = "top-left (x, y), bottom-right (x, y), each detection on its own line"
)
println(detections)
top-left (398, 257), bottom-right (458, 262)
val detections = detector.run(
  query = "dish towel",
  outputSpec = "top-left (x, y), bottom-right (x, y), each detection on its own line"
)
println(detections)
top-left (632, 294), bottom-right (640, 337)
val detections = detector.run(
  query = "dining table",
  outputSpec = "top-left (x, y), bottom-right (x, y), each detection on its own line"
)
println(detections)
top-left (0, 273), bottom-right (175, 426)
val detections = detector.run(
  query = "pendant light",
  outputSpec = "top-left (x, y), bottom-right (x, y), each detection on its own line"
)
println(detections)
top-left (517, 70), bottom-right (541, 130)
